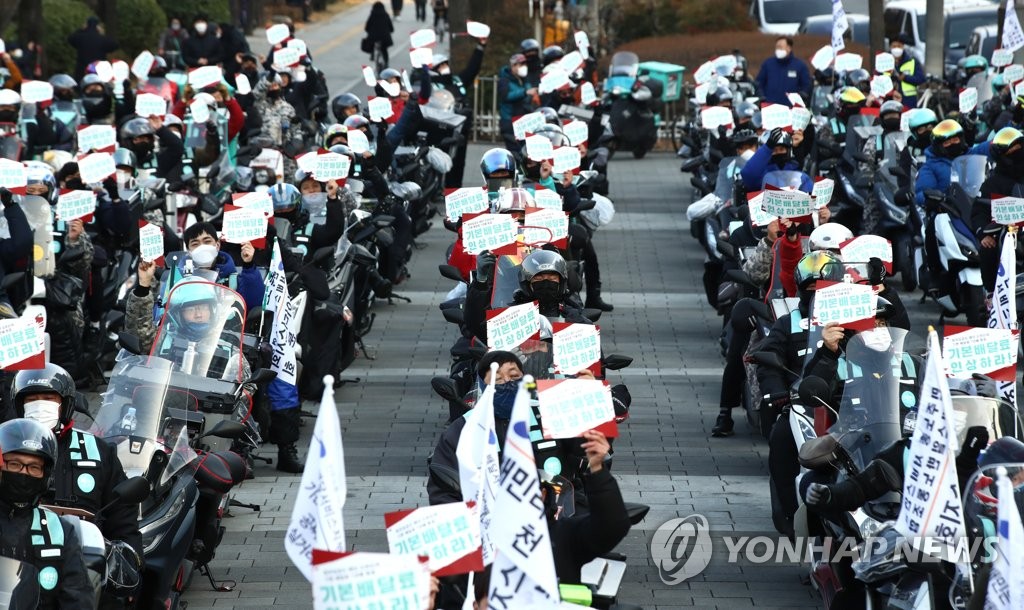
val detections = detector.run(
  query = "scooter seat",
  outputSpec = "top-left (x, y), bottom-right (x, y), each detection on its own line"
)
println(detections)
top-left (798, 434), bottom-right (839, 470)
top-left (195, 450), bottom-right (247, 493)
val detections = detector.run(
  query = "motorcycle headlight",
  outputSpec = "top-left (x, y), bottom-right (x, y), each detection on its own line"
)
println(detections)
top-left (140, 490), bottom-right (187, 554)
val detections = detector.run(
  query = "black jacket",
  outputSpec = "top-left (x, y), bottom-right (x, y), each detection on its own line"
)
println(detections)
top-left (155, 126), bottom-right (185, 182)
top-left (46, 431), bottom-right (143, 558)
top-left (550, 468), bottom-right (630, 583)
top-left (976, 168), bottom-right (1020, 237)
top-left (426, 415), bottom-right (510, 506)
top-left (1, 202), bottom-right (33, 273)
top-left (0, 499), bottom-right (94, 610)
top-left (364, 9), bottom-right (394, 46)
top-left (67, 26), bottom-right (118, 78)
top-left (182, 33), bottom-right (223, 68)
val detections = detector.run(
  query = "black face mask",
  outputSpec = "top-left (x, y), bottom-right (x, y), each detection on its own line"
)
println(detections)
top-left (0, 110), bottom-right (16, 123)
top-left (0, 470), bottom-right (47, 506)
top-left (65, 178), bottom-right (85, 190)
top-left (524, 163), bottom-right (541, 180)
top-left (129, 141), bottom-right (154, 162)
top-left (998, 147), bottom-right (1024, 173)
top-left (82, 94), bottom-right (112, 119)
top-left (881, 117), bottom-right (901, 133)
top-left (938, 140), bottom-right (967, 159)
top-left (529, 279), bottom-right (561, 304)
top-left (770, 152), bottom-right (791, 168)
top-left (268, 89), bottom-right (283, 100)
top-left (910, 130), bottom-right (932, 150)
top-left (243, 69), bottom-right (259, 85)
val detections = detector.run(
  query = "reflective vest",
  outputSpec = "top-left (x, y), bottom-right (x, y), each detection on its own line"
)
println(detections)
top-left (898, 59), bottom-right (918, 98)
top-left (65, 429), bottom-right (105, 510)
top-left (30, 507), bottom-right (66, 592)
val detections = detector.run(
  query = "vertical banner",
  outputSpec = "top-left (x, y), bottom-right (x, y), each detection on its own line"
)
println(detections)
top-left (988, 230), bottom-right (1018, 408)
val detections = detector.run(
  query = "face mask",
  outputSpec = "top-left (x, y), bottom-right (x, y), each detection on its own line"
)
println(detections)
top-left (116, 170), bottom-right (137, 190)
top-left (65, 178), bottom-right (85, 191)
top-left (881, 117), bottom-right (901, 133)
top-left (941, 140), bottom-right (968, 159)
top-left (891, 47), bottom-right (904, 59)
top-left (82, 94), bottom-right (112, 119)
top-left (530, 279), bottom-right (562, 304)
top-left (775, 49), bottom-right (788, 60)
top-left (438, 66), bottom-right (451, 76)
top-left (0, 110), bottom-right (16, 123)
top-left (740, 148), bottom-right (755, 161)
top-left (492, 380), bottom-right (520, 419)
top-left (860, 327), bottom-right (892, 352)
top-left (194, 22), bottom-right (207, 35)
top-left (515, 66), bottom-right (528, 78)
top-left (23, 400), bottom-right (62, 431)
top-left (55, 90), bottom-right (76, 102)
top-left (0, 470), bottom-right (48, 506)
top-left (524, 163), bottom-right (541, 180)
top-left (171, 22), bottom-right (181, 31)
top-left (190, 244), bottom-right (218, 269)
top-left (268, 88), bottom-right (282, 100)
top-left (486, 178), bottom-right (514, 193)
top-left (303, 192), bottom-right (328, 207)
top-left (771, 152), bottom-right (791, 167)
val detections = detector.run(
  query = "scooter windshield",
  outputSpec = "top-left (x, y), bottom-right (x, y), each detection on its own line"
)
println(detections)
top-left (151, 280), bottom-right (247, 381)
top-left (0, 133), bottom-right (20, 161)
top-left (609, 52), bottom-right (639, 78)
top-left (0, 556), bottom-right (39, 610)
top-left (830, 327), bottom-right (909, 471)
top-left (491, 253), bottom-right (524, 308)
top-left (714, 156), bottom-right (742, 202)
top-left (950, 154), bottom-right (988, 199)
top-left (949, 396), bottom-right (1024, 449)
top-left (761, 170), bottom-right (806, 191)
top-left (91, 355), bottom-right (199, 486)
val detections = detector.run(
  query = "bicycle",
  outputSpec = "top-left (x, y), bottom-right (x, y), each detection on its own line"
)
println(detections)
top-left (370, 41), bottom-right (388, 73)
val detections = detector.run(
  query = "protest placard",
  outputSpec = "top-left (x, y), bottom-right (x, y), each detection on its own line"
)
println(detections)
top-left (385, 502), bottom-right (483, 576)
top-left (77, 152), bottom-right (115, 184)
top-left (131, 51), bottom-right (155, 80)
top-left (188, 65), bottom-right (221, 89)
top-left (525, 134), bottom-right (554, 162)
top-left (273, 46), bottom-right (301, 68)
top-left (368, 97), bottom-right (393, 121)
top-left (579, 82), bottom-right (597, 105)
top-left (190, 99), bottom-right (210, 124)
top-left (762, 188), bottom-right (813, 219)
top-left (76, 124), bottom-right (117, 153)
top-left (787, 92), bottom-right (806, 108)
top-left (552, 323), bottom-right (601, 373)
top-left (20, 81), bottom-right (53, 105)
top-left (870, 74), bottom-right (894, 98)
top-left (574, 30), bottom-right (590, 53)
top-left (139, 221), bottom-right (164, 264)
top-left (467, 21), bottom-right (491, 39)
top-left (992, 194), bottom-right (1024, 225)
top-left (313, 152), bottom-right (351, 181)
top-left (942, 325), bottom-right (1018, 380)
top-left (134, 93), bottom-right (167, 118)
top-left (513, 112), bottom-right (546, 140)
top-left (361, 66), bottom-right (376, 87)
top-left (93, 61), bottom-right (114, 83)
top-left (552, 146), bottom-right (581, 174)
top-left (993, 48), bottom-right (1014, 67)
top-left (1006, 64), bottom-right (1024, 84)
top-left (875, 52), bottom-right (895, 74)
top-left (791, 107), bottom-right (812, 131)
top-left (461, 213), bottom-right (518, 254)
top-left (960, 87), bottom-right (979, 114)
top-left (0, 159), bottom-right (26, 191)
top-left (811, 46), bottom-right (835, 71)
top-left (443, 187), bottom-right (488, 221)
top-left (810, 281), bottom-right (877, 330)
top-left (266, 23), bottom-right (291, 45)
top-left (410, 29), bottom-right (436, 48)
top-left (536, 379), bottom-right (616, 439)
top-left (524, 207), bottom-right (569, 246)
top-left (558, 51), bottom-right (585, 74)
top-left (539, 68), bottom-right (572, 94)
top-left (346, 129), bottom-right (370, 154)
top-left (410, 47), bottom-right (433, 69)
top-left (55, 190), bottom-right (96, 222)
top-left (746, 191), bottom-right (776, 227)
top-left (311, 552), bottom-right (430, 610)
top-left (563, 120), bottom-right (589, 146)
top-left (834, 53), bottom-right (863, 72)
top-left (760, 104), bottom-right (792, 131)
top-left (700, 106), bottom-right (733, 130)
top-left (532, 187), bottom-right (563, 210)
top-left (486, 302), bottom-right (540, 351)
top-left (222, 205), bottom-right (268, 246)
top-left (840, 234), bottom-right (893, 271)
top-left (693, 60), bottom-right (715, 85)
top-left (287, 38), bottom-right (307, 57)
top-left (232, 191), bottom-right (274, 217)
top-left (812, 177), bottom-right (835, 209)
top-left (0, 318), bottom-right (45, 371)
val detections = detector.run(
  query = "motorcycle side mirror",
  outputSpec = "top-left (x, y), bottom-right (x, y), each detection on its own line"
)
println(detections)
top-left (725, 269), bottom-right (759, 290)
top-left (602, 354), bottom-right (633, 370)
top-left (798, 376), bottom-right (832, 410)
top-left (202, 420), bottom-right (248, 440)
top-left (716, 240), bottom-right (736, 260)
top-left (110, 477), bottom-right (150, 506)
top-left (429, 461), bottom-right (462, 495)
top-left (874, 460), bottom-right (902, 492)
top-left (441, 306), bottom-right (465, 325)
top-left (923, 189), bottom-right (945, 203)
top-left (245, 306), bottom-right (264, 326)
top-left (468, 344), bottom-right (489, 361)
top-left (311, 246), bottom-right (335, 265)
top-left (583, 308), bottom-right (603, 322)
top-left (624, 502), bottom-right (650, 525)
top-left (374, 215), bottom-right (395, 228)
top-left (349, 244), bottom-right (378, 267)
top-left (246, 368), bottom-right (277, 385)
top-left (887, 165), bottom-right (908, 179)
top-left (117, 332), bottom-right (145, 355)
top-left (431, 376), bottom-right (463, 404)
top-left (894, 188), bottom-right (913, 206)
top-left (438, 264), bottom-right (465, 283)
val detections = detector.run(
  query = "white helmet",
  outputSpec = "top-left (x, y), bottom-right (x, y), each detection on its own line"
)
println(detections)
top-left (0, 89), bottom-right (21, 106)
top-left (808, 223), bottom-right (853, 252)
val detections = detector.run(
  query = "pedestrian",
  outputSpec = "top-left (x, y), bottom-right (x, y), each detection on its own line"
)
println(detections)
top-left (157, 16), bottom-right (189, 70)
top-left (67, 16), bottom-right (118, 80)
top-left (181, 13), bottom-right (223, 68)
top-left (364, 2), bottom-right (394, 68)
top-left (390, 0), bottom-right (403, 21)
top-left (754, 35), bottom-right (811, 106)
top-left (433, 0), bottom-right (448, 32)
top-left (889, 33), bottom-right (925, 109)
top-left (497, 53), bottom-right (536, 153)
top-left (415, 0), bottom-right (427, 22)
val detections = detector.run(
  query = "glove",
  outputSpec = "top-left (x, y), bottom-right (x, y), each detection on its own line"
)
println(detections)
top-left (0, 187), bottom-right (12, 208)
top-left (867, 257), bottom-right (886, 286)
top-left (102, 177), bottom-right (120, 202)
top-left (805, 483), bottom-right (831, 507)
top-left (767, 127), bottom-right (786, 148)
top-left (475, 250), bottom-right (496, 285)
top-left (971, 374), bottom-right (998, 399)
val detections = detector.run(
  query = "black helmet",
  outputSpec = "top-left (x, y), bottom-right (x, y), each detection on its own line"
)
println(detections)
top-left (11, 364), bottom-right (77, 432)
top-left (48, 73), bottom-right (77, 92)
top-left (533, 123), bottom-right (568, 148)
top-left (520, 38), bottom-right (541, 55)
top-left (979, 437), bottom-right (1024, 468)
top-left (331, 92), bottom-right (362, 122)
top-left (734, 101), bottom-right (757, 123)
top-left (0, 418), bottom-right (58, 472)
top-left (119, 117), bottom-right (155, 142)
top-left (520, 249), bottom-right (569, 292)
top-left (379, 68), bottom-right (401, 82)
top-left (480, 148), bottom-right (516, 180)
top-left (731, 128), bottom-right (758, 147)
top-left (845, 68), bottom-right (871, 92)
top-left (537, 106), bottom-right (560, 125)
top-left (542, 45), bottom-right (565, 66)
top-left (991, 127), bottom-right (1024, 167)
top-left (343, 114), bottom-right (371, 132)
top-left (706, 85), bottom-right (734, 107)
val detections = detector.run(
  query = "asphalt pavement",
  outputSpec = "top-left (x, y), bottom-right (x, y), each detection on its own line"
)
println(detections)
top-left (178, 3), bottom-right (942, 608)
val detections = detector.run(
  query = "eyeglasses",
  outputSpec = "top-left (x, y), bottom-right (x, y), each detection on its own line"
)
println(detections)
top-left (4, 461), bottom-right (45, 477)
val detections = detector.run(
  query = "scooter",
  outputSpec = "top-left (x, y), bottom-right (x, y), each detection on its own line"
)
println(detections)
top-left (604, 51), bottom-right (657, 159)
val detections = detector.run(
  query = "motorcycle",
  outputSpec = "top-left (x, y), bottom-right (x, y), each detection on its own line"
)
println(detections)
top-left (604, 52), bottom-right (657, 159)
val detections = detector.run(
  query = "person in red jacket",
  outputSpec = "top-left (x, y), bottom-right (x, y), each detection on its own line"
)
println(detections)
top-left (170, 83), bottom-right (245, 142)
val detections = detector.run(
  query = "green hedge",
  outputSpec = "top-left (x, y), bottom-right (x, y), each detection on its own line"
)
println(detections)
top-left (120, 0), bottom-right (169, 59)
top-left (157, 0), bottom-right (231, 24)
top-left (41, 0), bottom-right (95, 75)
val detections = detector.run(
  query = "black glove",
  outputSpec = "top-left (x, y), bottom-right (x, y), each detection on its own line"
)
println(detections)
top-left (475, 250), bottom-right (496, 285)
top-left (867, 257), bottom-right (886, 286)
top-left (102, 177), bottom-right (120, 202)
top-left (717, 124), bottom-right (728, 139)
top-left (805, 483), bottom-right (831, 507)
top-left (767, 127), bottom-right (786, 148)
top-left (0, 187), bottom-right (12, 208)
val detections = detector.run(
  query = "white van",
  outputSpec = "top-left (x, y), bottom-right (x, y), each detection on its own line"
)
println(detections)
top-left (750, 0), bottom-right (869, 35)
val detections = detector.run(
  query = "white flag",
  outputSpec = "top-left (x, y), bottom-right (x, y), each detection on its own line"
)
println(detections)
top-left (895, 330), bottom-right (967, 561)
top-left (1005, 0), bottom-right (1024, 53)
top-left (264, 240), bottom-right (287, 314)
top-left (285, 376), bottom-right (347, 581)
top-left (985, 467), bottom-right (1024, 610)
top-left (455, 364), bottom-right (500, 565)
top-left (488, 377), bottom-right (560, 610)
top-left (831, 0), bottom-right (848, 52)
top-left (988, 231), bottom-right (1018, 409)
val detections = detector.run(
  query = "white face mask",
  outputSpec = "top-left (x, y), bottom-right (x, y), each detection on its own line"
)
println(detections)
top-left (116, 170), bottom-right (133, 187)
top-left (190, 244), bottom-right (218, 268)
top-left (194, 22), bottom-right (207, 35)
top-left (438, 66), bottom-right (451, 76)
top-left (515, 65), bottom-right (528, 78)
top-left (24, 400), bottom-right (62, 431)
top-left (860, 327), bottom-right (892, 352)
top-left (891, 47), bottom-right (904, 59)
top-left (775, 49), bottom-right (788, 60)
top-left (740, 148), bottom-right (756, 161)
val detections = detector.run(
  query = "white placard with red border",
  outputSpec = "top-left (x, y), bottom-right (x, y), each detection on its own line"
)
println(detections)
top-left (539, 68), bottom-right (571, 94)
top-left (266, 23), bottom-right (291, 45)
top-left (536, 379), bottom-right (616, 439)
top-left (812, 177), bottom-right (835, 209)
top-left (76, 124), bottom-right (117, 153)
top-left (384, 502), bottom-right (483, 576)
top-left (524, 207), bottom-right (568, 246)
top-left (991, 195), bottom-right (1024, 225)
top-left (94, 61), bottom-right (114, 83)
top-left (552, 146), bottom-right (581, 174)
top-left (368, 97), bottom-right (393, 121)
top-left (693, 60), bottom-right (715, 85)
top-left (959, 87), bottom-right (979, 114)
top-left (942, 326), bottom-right (1018, 380)
top-left (134, 93), bottom-right (167, 118)
top-left (410, 29), bottom-right (436, 49)
top-left (558, 51), bottom-right (585, 74)
top-left (222, 206), bottom-right (268, 245)
top-left (811, 46), bottom-right (835, 71)
top-left (787, 92), bottom-right (806, 108)
top-left (841, 234), bottom-right (893, 272)
top-left (992, 48), bottom-right (1014, 68)
top-left (443, 187), bottom-right (488, 222)
top-left (296, 151), bottom-right (319, 173)
top-left (313, 152), bottom-right (351, 182)
top-left (20, 81), bottom-right (53, 104)
top-left (875, 52), bottom-right (895, 74)
top-left (131, 51), bottom-right (155, 80)
top-left (362, 65), bottom-right (376, 87)
top-left (525, 135), bottom-right (554, 162)
top-left (1006, 64), bottom-right (1024, 84)
top-left (532, 187), bottom-right (563, 210)
top-left (311, 552), bottom-right (431, 610)
top-left (461, 213), bottom-right (518, 255)
top-left (188, 65), bottom-right (221, 89)
top-left (486, 301), bottom-right (540, 351)
top-left (0, 159), bottom-right (26, 191)
top-left (235, 73), bottom-right (252, 96)
top-left (563, 120), bottom-right (588, 147)
top-left (810, 281), bottom-right (877, 330)
top-left (791, 107), bottom-right (812, 131)
top-left (287, 38), bottom-right (307, 58)
top-left (870, 74), bottom-right (894, 97)
top-left (574, 31), bottom-right (590, 54)
top-left (378, 79), bottom-right (401, 97)
top-left (762, 188), bottom-right (813, 220)
top-left (552, 323), bottom-right (601, 373)
top-left (700, 106), bottom-right (733, 130)
top-left (466, 21), bottom-right (491, 39)
top-left (746, 191), bottom-right (776, 227)
top-left (139, 221), bottom-right (164, 264)
top-left (232, 191), bottom-right (274, 217)
top-left (77, 152), bottom-right (116, 184)
top-left (580, 82), bottom-right (597, 106)
top-left (190, 99), bottom-right (210, 124)
top-left (760, 104), bottom-right (792, 131)
top-left (55, 190), bottom-right (96, 222)
top-left (513, 112), bottom-right (546, 141)
top-left (694, 83), bottom-right (710, 105)
top-left (347, 129), bottom-right (370, 155)
top-left (410, 47), bottom-right (433, 69)
top-left (273, 47), bottom-right (301, 69)
top-left (112, 61), bottom-right (129, 83)
top-left (834, 53), bottom-right (863, 72)
top-left (0, 318), bottom-right (45, 371)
